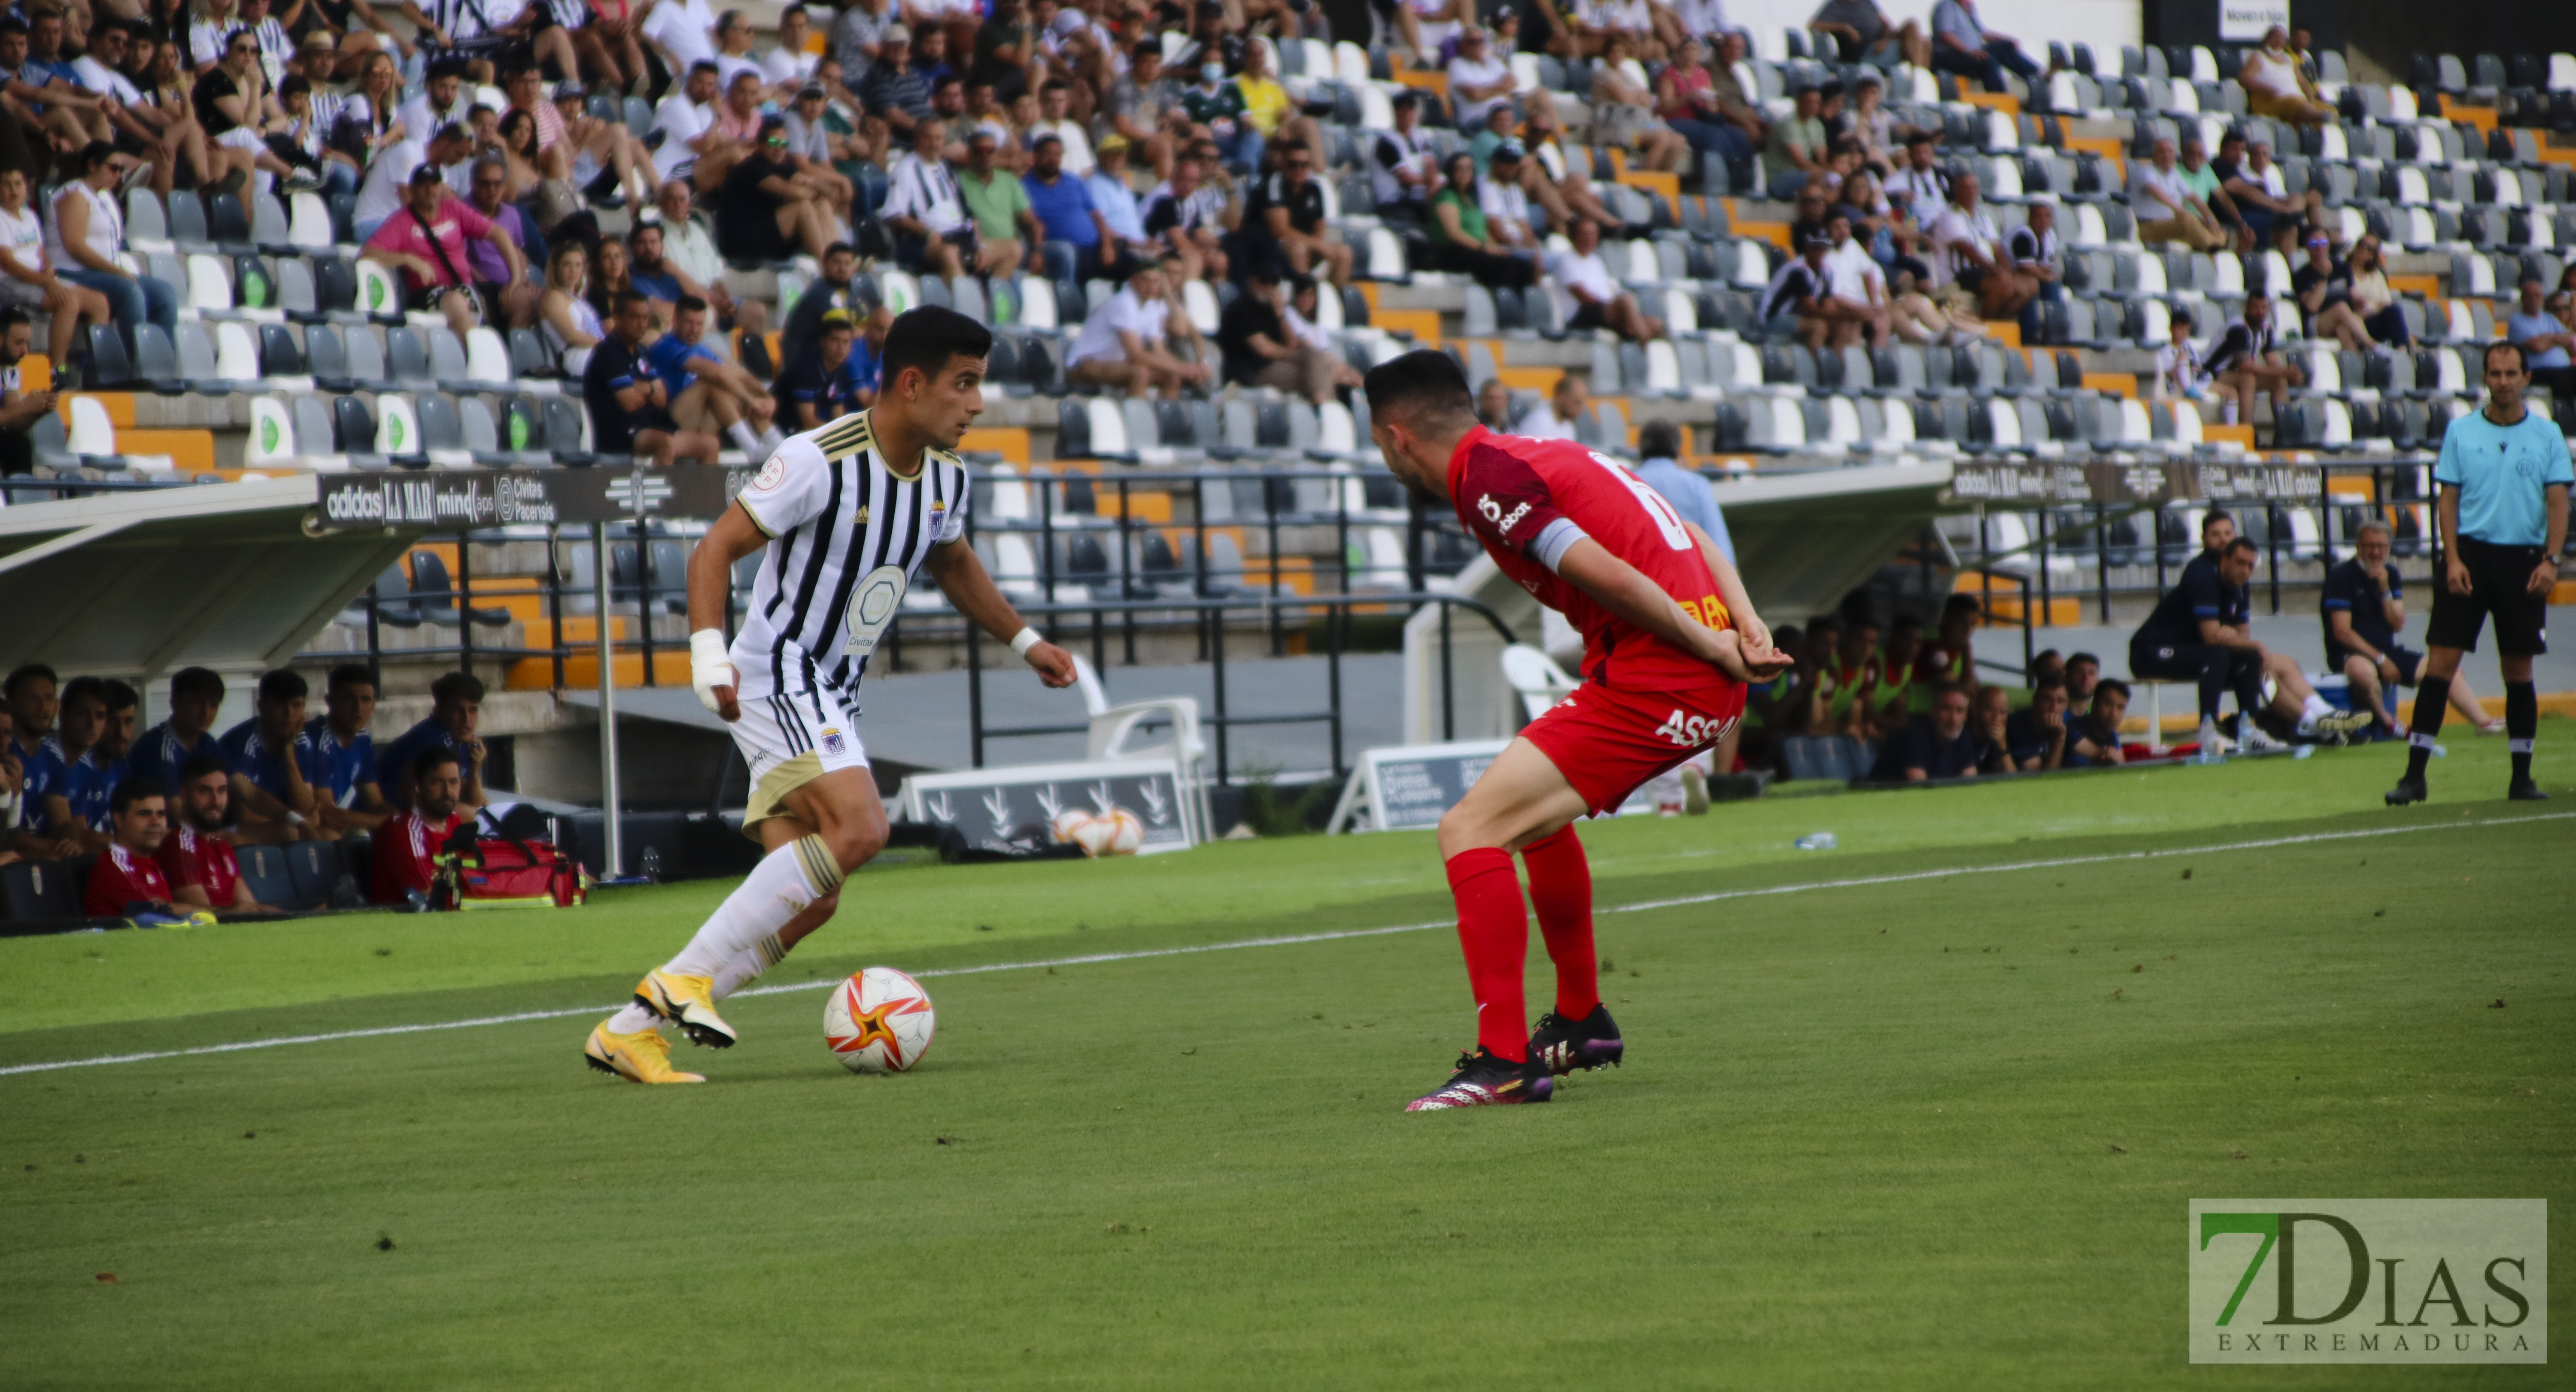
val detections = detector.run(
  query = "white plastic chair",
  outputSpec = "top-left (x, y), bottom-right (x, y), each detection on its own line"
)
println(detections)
top-left (1501, 643), bottom-right (1580, 721)
top-left (1071, 654), bottom-right (1210, 842)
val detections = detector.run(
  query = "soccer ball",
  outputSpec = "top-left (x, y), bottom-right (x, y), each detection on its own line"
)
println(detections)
top-left (1049, 808), bottom-right (1096, 846)
top-left (822, 966), bottom-right (936, 1074)
top-left (1069, 807), bottom-right (1144, 857)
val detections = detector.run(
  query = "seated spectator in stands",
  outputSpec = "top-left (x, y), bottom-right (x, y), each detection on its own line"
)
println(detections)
top-left (1448, 27), bottom-right (1515, 133)
top-left (160, 754), bottom-right (283, 913)
top-left (1429, 152), bottom-right (1539, 290)
top-left (352, 119), bottom-right (472, 243)
top-left (2200, 290), bottom-right (2303, 431)
top-left (1926, 0), bottom-right (2039, 93)
top-left (85, 779), bottom-right (180, 918)
top-left (2063, 651), bottom-right (2099, 704)
top-left (363, 158), bottom-right (526, 342)
top-left (1370, 94), bottom-right (1439, 225)
top-left (2132, 137), bottom-right (2224, 251)
top-left (773, 309), bottom-right (863, 427)
top-left (306, 663), bottom-right (391, 835)
top-left (2133, 534), bottom-right (2367, 750)
top-left (0, 13), bottom-right (108, 156)
top-left (2151, 310), bottom-right (2208, 402)
top-left (1655, 38), bottom-right (1744, 169)
top-left (2213, 133), bottom-right (2300, 255)
top-left (1591, 33), bottom-right (1686, 174)
top-left (0, 170), bottom-right (109, 390)
top-left (127, 666), bottom-right (227, 798)
top-left (1140, 153), bottom-right (1229, 285)
top-left (2066, 678), bottom-right (2127, 766)
top-left (2174, 136), bottom-right (2246, 243)
top-left (1239, 141), bottom-right (1351, 287)
top-left (371, 748), bottom-right (468, 905)
top-left (1516, 100), bottom-right (1623, 233)
top-left (1810, 0), bottom-right (1921, 67)
top-left (1870, 682), bottom-right (1981, 781)
top-left (2507, 278), bottom-right (2576, 402)
top-left (1394, 0), bottom-right (1466, 64)
top-left (1883, 131), bottom-right (1946, 213)
top-left (457, 157), bottom-right (540, 328)
top-left (2323, 519), bottom-right (2501, 740)
top-left (2290, 233), bottom-right (2379, 353)
top-left (949, 130), bottom-right (1035, 276)
top-left (1763, 83), bottom-right (1828, 200)
top-left (717, 115), bottom-right (839, 262)
top-left (2002, 676), bottom-right (2071, 770)
top-left (58, 677), bottom-right (134, 843)
top-left (1886, 266), bottom-right (1976, 345)
top-left (46, 143), bottom-right (180, 357)
top-left (586, 289), bottom-right (719, 464)
top-left (1066, 255), bottom-right (1206, 398)
top-left (1552, 216), bottom-right (1663, 343)
top-left (1024, 132), bottom-right (1122, 277)
top-left (216, 668), bottom-right (319, 843)
top-left (778, 240), bottom-right (865, 364)
top-left (1475, 377), bottom-right (1513, 431)
top-left (622, 219), bottom-right (696, 325)
top-left (651, 294), bottom-right (781, 457)
top-left (537, 240), bottom-right (605, 373)
top-left (1759, 234), bottom-right (1835, 346)
top-left (1216, 265), bottom-right (1343, 404)
top-left (1634, 419), bottom-right (1732, 562)
top-left (2005, 199), bottom-right (2060, 310)
top-left (1023, 78), bottom-right (1093, 179)
top-left (2237, 26), bottom-right (2331, 126)
top-left (1088, 136), bottom-right (1167, 273)
top-left (2341, 235), bottom-right (2409, 349)
top-left (0, 309), bottom-right (57, 474)
top-left (1819, 213), bottom-right (1889, 347)
top-left (883, 117), bottom-right (976, 277)
top-left (1927, 171), bottom-right (2033, 322)
top-left (1517, 371), bottom-right (1587, 441)
top-left (648, 62), bottom-right (726, 187)
top-left (531, 73), bottom-right (654, 210)
top-left (1966, 680), bottom-right (2011, 771)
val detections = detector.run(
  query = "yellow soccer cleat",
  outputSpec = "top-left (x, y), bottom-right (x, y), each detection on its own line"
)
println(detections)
top-left (584, 1021), bottom-right (705, 1084)
top-left (633, 968), bottom-right (738, 1048)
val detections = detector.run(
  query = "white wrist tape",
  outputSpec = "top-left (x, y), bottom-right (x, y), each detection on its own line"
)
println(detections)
top-left (1009, 626), bottom-right (1042, 657)
top-left (690, 629), bottom-right (738, 714)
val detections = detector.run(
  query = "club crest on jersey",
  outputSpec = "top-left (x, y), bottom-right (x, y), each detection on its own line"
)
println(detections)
top-left (750, 455), bottom-right (787, 491)
top-left (1653, 709), bottom-right (1735, 748)
top-left (820, 728), bottom-right (848, 756)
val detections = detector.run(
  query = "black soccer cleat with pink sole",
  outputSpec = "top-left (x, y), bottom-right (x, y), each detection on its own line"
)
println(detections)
top-left (1528, 1005), bottom-right (1624, 1075)
top-left (1404, 1048), bottom-right (1555, 1111)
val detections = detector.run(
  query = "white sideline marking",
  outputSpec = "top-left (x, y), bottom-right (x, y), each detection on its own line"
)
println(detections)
top-left (3, 811), bottom-right (2567, 1078)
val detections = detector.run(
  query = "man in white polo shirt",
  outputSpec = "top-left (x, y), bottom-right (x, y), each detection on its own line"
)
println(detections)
top-left (1546, 217), bottom-right (1663, 344)
top-left (1065, 256), bottom-right (1207, 400)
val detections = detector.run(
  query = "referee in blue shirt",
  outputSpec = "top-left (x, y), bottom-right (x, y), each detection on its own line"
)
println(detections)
top-left (2388, 340), bottom-right (2573, 805)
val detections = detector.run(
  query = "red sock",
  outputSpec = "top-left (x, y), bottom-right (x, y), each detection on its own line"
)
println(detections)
top-left (1520, 825), bottom-right (1599, 1020)
top-left (1445, 847), bottom-right (1529, 1061)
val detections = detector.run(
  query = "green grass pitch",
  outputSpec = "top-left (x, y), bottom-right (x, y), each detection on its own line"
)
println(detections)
top-left (3, 731), bottom-right (2570, 1389)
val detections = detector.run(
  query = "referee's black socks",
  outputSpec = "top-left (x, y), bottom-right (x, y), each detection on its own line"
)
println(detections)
top-left (2404, 675), bottom-right (2451, 782)
top-left (2507, 681), bottom-right (2538, 783)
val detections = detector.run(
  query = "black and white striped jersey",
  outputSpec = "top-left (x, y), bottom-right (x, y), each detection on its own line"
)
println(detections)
top-left (729, 409), bottom-right (971, 705)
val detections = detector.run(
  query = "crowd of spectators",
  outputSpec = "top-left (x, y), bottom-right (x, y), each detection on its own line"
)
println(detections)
top-left (3, 661), bottom-right (496, 916)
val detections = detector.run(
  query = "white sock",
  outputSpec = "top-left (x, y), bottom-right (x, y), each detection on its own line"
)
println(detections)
top-left (2301, 692), bottom-right (2333, 720)
top-left (2221, 398), bottom-right (2239, 425)
top-left (728, 420), bottom-right (762, 453)
top-left (605, 1003), bottom-right (660, 1034)
top-left (711, 933), bottom-right (789, 1001)
top-left (661, 837), bottom-right (842, 978)
top-left (755, 425), bottom-right (783, 455)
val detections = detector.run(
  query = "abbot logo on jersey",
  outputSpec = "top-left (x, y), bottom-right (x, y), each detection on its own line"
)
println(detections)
top-left (1476, 493), bottom-right (1533, 535)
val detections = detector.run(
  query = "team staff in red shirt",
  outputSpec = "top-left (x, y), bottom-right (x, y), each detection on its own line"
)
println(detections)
top-left (1363, 350), bottom-right (1792, 1112)
top-left (159, 754), bottom-right (284, 914)
top-left (83, 780), bottom-right (179, 919)
top-left (371, 749), bottom-right (469, 905)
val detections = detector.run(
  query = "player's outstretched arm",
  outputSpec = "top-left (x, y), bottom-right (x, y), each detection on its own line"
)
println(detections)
top-left (1555, 537), bottom-right (1788, 682)
top-left (925, 539), bottom-right (1078, 688)
top-left (1683, 519), bottom-right (1769, 656)
top-left (686, 502), bottom-right (774, 722)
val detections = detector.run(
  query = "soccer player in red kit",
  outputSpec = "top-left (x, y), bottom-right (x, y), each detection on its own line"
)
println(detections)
top-left (84, 780), bottom-right (178, 919)
top-left (372, 749), bottom-right (468, 905)
top-left (1364, 350), bottom-right (1791, 1111)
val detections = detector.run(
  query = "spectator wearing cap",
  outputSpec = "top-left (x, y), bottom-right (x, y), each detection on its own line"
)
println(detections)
top-left (129, 666), bottom-right (228, 800)
top-left (1479, 141), bottom-right (1540, 251)
top-left (83, 779), bottom-right (179, 919)
top-left (216, 668), bottom-right (321, 844)
top-left (1764, 83), bottom-right (1828, 199)
top-left (2507, 278), bottom-right (2576, 402)
top-left (586, 288), bottom-right (722, 465)
top-left (1926, 0), bottom-right (2041, 94)
top-left (1024, 131), bottom-right (1122, 278)
top-left (529, 70), bottom-right (656, 208)
top-left (858, 23), bottom-right (933, 138)
top-left (1066, 255), bottom-right (1207, 398)
top-left (1551, 216), bottom-right (1663, 343)
top-left (1088, 135), bottom-right (1167, 270)
top-left (1217, 263), bottom-right (1344, 404)
top-left (363, 155), bottom-right (528, 340)
top-left (1447, 28), bottom-right (1515, 131)
top-left (716, 114), bottom-right (840, 261)
top-left (304, 664), bottom-right (391, 837)
top-left (1139, 153), bottom-right (1231, 285)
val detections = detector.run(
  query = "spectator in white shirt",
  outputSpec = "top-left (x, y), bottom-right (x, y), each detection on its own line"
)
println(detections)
top-left (641, 0), bottom-right (720, 82)
top-left (882, 118), bottom-right (976, 277)
top-left (764, 5), bottom-right (821, 85)
top-left (1925, 171), bottom-right (2033, 320)
top-left (1818, 213), bottom-right (1887, 347)
top-left (2131, 136), bottom-right (2224, 251)
top-left (1026, 77), bottom-right (1093, 176)
top-left (0, 167), bottom-right (112, 384)
top-left (1446, 27), bottom-right (1515, 130)
top-left (1066, 255), bottom-right (1207, 399)
top-left (1516, 372), bottom-right (1586, 440)
top-left (1371, 92), bottom-right (1439, 217)
top-left (1548, 217), bottom-right (1664, 343)
top-left (2153, 311), bottom-right (2207, 402)
top-left (1479, 141), bottom-right (1538, 250)
top-left (648, 60), bottom-right (727, 182)
top-left (2005, 198), bottom-right (2060, 305)
top-left (1882, 132), bottom-right (1947, 209)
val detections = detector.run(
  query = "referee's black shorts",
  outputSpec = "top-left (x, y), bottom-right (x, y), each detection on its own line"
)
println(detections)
top-left (2425, 536), bottom-right (2550, 656)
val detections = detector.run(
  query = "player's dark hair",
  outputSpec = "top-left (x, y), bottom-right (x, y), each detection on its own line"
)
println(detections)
top-left (2482, 339), bottom-right (2527, 374)
top-left (258, 668), bottom-right (307, 704)
top-left (170, 666), bottom-right (224, 701)
top-left (4, 661), bottom-right (57, 698)
top-left (431, 671), bottom-right (485, 705)
top-left (2067, 650), bottom-right (2100, 670)
top-left (413, 747), bottom-right (462, 781)
top-left (109, 778), bottom-right (164, 815)
top-left (675, 294), bottom-right (708, 315)
top-left (2034, 675), bottom-right (2067, 693)
top-left (328, 662), bottom-right (377, 694)
top-left (2200, 507), bottom-right (2232, 537)
top-left (881, 306), bottom-right (993, 389)
top-left (61, 674), bottom-right (106, 710)
top-left (1635, 419), bottom-right (1682, 459)
top-left (2223, 536), bottom-right (2259, 559)
top-left (179, 752), bottom-right (229, 783)
top-left (103, 679), bottom-right (138, 713)
top-left (2093, 677), bottom-right (2131, 703)
top-left (823, 241), bottom-right (854, 260)
top-left (1363, 349), bottom-right (1475, 430)
top-left (1940, 593), bottom-right (1980, 618)
top-left (429, 56), bottom-right (469, 81)
top-left (615, 288), bottom-right (653, 315)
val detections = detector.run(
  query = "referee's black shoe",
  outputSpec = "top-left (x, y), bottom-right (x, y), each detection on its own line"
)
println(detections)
top-left (2384, 776), bottom-right (2427, 807)
top-left (2508, 779), bottom-right (2549, 801)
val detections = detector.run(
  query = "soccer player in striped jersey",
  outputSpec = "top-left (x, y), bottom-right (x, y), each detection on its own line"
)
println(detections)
top-left (585, 306), bottom-right (1077, 1084)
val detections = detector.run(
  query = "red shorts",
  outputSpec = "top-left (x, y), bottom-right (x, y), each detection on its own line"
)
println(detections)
top-left (1521, 680), bottom-right (1747, 816)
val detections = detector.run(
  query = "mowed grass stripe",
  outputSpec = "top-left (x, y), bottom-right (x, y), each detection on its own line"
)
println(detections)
top-left (5, 810), bottom-right (2565, 1080)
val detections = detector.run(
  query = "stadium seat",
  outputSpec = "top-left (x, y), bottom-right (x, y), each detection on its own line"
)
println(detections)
top-left (334, 395), bottom-right (384, 469)
top-left (283, 840), bottom-right (351, 910)
top-left (0, 858), bottom-right (85, 922)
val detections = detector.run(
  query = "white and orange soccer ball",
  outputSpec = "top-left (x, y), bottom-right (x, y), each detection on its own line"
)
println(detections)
top-left (822, 966), bottom-right (936, 1074)
top-left (1050, 807), bottom-right (1096, 846)
top-left (1089, 807), bottom-right (1145, 856)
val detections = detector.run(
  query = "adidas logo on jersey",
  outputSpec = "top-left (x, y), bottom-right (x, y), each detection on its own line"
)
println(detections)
top-left (1653, 710), bottom-right (1735, 748)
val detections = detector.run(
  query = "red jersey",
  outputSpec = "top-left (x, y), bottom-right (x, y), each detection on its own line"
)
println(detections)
top-left (157, 823), bottom-right (243, 909)
top-left (1448, 426), bottom-right (1736, 698)
top-left (85, 843), bottom-right (175, 917)
top-left (372, 808), bottom-right (466, 904)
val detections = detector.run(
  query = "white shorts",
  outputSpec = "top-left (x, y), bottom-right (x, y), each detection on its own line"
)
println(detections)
top-left (731, 683), bottom-right (870, 835)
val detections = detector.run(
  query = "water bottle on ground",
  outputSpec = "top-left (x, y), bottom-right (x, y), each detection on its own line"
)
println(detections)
top-left (1794, 832), bottom-right (1837, 851)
